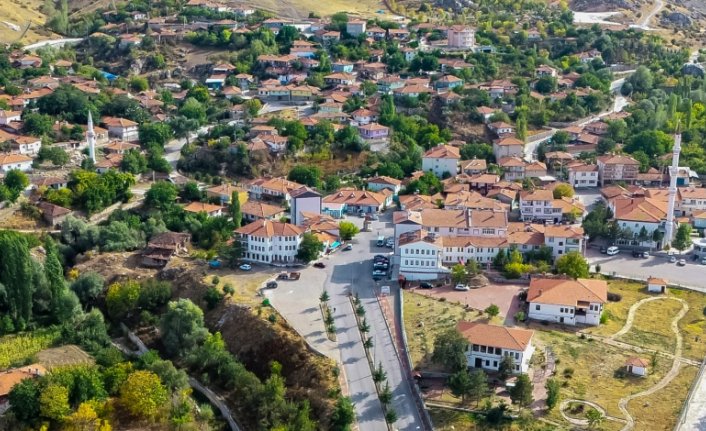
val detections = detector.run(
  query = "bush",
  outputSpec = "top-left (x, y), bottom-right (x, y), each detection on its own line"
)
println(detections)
top-left (600, 312), bottom-right (608, 324)
top-left (514, 311), bottom-right (526, 322)
top-left (607, 292), bottom-right (622, 302)
top-left (518, 290), bottom-right (528, 302)
top-left (223, 283), bottom-right (234, 296)
top-left (563, 368), bottom-right (574, 379)
top-left (203, 287), bottom-right (224, 310)
top-left (594, 264), bottom-right (601, 273)
top-left (211, 275), bottom-right (220, 285)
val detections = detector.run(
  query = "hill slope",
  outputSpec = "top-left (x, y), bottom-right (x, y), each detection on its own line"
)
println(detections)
top-left (0, 0), bottom-right (56, 44)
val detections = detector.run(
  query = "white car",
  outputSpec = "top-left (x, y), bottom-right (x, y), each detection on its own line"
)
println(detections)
top-left (239, 263), bottom-right (252, 271)
top-left (606, 246), bottom-right (619, 256)
top-left (454, 284), bottom-right (470, 291)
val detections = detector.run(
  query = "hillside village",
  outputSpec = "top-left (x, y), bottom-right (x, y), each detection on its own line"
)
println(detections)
top-left (0, 0), bottom-right (706, 429)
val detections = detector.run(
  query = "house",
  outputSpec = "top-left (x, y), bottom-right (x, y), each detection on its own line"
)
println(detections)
top-left (678, 187), bottom-right (706, 216)
top-left (10, 136), bottom-right (41, 156)
top-left (241, 200), bottom-right (286, 223)
top-left (647, 276), bottom-right (668, 293)
top-left (544, 225), bottom-right (585, 258)
top-left (235, 220), bottom-right (305, 264)
top-left (350, 108), bottom-right (377, 126)
top-left (346, 20), bottom-right (366, 36)
top-left (434, 75), bottom-right (464, 91)
top-left (95, 154), bottom-right (122, 173)
top-left (104, 141), bottom-right (140, 155)
top-left (183, 202), bottom-right (225, 217)
top-left (447, 25), bottom-right (475, 49)
top-left (493, 137), bottom-right (524, 161)
top-left (102, 117), bottom-right (139, 141)
top-left (141, 232), bottom-right (191, 267)
top-left (323, 188), bottom-right (391, 217)
top-left (246, 177), bottom-right (304, 205)
top-left (290, 186), bottom-right (322, 226)
top-left (568, 163), bottom-right (599, 188)
top-left (205, 74), bottom-right (226, 90)
top-left (462, 158), bottom-right (487, 175)
top-left (367, 176), bottom-right (402, 195)
top-left (398, 230), bottom-right (447, 280)
top-left (324, 73), bottom-right (355, 86)
top-left (422, 145), bottom-right (460, 178)
top-left (457, 321), bottom-right (534, 374)
top-left (205, 183), bottom-right (247, 205)
top-left (498, 157), bottom-right (527, 181)
top-left (37, 202), bottom-right (72, 227)
top-left (610, 196), bottom-right (668, 248)
top-left (519, 189), bottom-right (559, 222)
top-left (358, 123), bottom-right (389, 141)
top-left (625, 357), bottom-right (648, 376)
top-left (536, 65), bottom-right (558, 78)
top-left (32, 176), bottom-right (67, 190)
top-left (332, 61), bottom-right (355, 73)
top-left (476, 106), bottom-right (498, 123)
top-left (527, 277), bottom-right (608, 326)
top-left (488, 122), bottom-right (515, 137)
top-left (0, 364), bottom-right (46, 403)
top-left (597, 154), bottom-right (640, 186)
top-left (0, 153), bottom-right (32, 172)
top-left (0, 110), bottom-right (21, 125)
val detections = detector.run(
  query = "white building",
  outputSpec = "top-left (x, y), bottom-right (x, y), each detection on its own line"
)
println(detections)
top-left (346, 20), bottom-right (366, 36)
top-left (0, 153), bottom-right (33, 173)
top-left (290, 186), bottom-right (322, 227)
top-left (366, 176), bottom-right (402, 195)
top-left (447, 25), bottom-right (476, 49)
top-left (457, 321), bottom-right (534, 374)
top-left (398, 230), bottom-right (448, 281)
top-left (610, 196), bottom-right (667, 248)
top-left (102, 116), bottom-right (139, 142)
top-left (441, 236), bottom-right (507, 266)
top-left (625, 357), bottom-right (648, 376)
top-left (235, 220), bottom-right (305, 264)
top-left (544, 225), bottom-right (585, 259)
top-left (568, 163), bottom-right (599, 188)
top-left (647, 276), bottom-right (667, 293)
top-left (527, 277), bottom-right (607, 326)
top-left (519, 189), bottom-right (560, 222)
top-left (422, 145), bottom-right (460, 178)
top-left (678, 187), bottom-right (706, 217)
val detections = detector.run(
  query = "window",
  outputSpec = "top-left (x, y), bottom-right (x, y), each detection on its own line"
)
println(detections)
top-left (493, 361), bottom-right (498, 367)
top-left (472, 345), bottom-right (479, 352)
top-left (535, 304), bottom-right (540, 310)
top-left (515, 365), bottom-right (520, 371)
top-left (480, 346), bottom-right (487, 353)
top-left (485, 360), bottom-right (490, 366)
top-left (515, 352), bottom-right (519, 360)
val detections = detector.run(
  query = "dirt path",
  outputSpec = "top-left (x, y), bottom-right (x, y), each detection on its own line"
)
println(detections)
top-left (637, 0), bottom-right (664, 29)
top-left (616, 298), bottom-right (689, 431)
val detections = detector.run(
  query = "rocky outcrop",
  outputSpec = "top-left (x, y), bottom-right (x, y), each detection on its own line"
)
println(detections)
top-left (570, 0), bottom-right (633, 13)
top-left (660, 11), bottom-right (692, 27)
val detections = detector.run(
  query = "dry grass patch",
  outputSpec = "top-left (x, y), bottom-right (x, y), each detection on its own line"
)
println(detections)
top-left (428, 408), bottom-right (477, 430)
top-left (585, 279), bottom-right (646, 337)
top-left (37, 345), bottom-right (93, 370)
top-left (617, 298), bottom-right (683, 353)
top-left (205, 268), bottom-right (279, 307)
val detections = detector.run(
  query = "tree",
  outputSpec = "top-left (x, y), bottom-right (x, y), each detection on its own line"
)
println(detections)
top-left (23, 112), bottom-right (54, 136)
top-left (555, 251), bottom-right (589, 279)
top-left (448, 370), bottom-right (473, 402)
top-left (4, 169), bottom-right (29, 202)
top-left (40, 384), bottom-right (71, 421)
top-left (120, 149), bottom-right (148, 174)
top-left (467, 369), bottom-right (488, 407)
top-left (379, 94), bottom-right (396, 125)
top-left (546, 378), bottom-right (561, 411)
top-left (485, 304), bottom-right (500, 319)
top-left (120, 370), bottom-right (168, 419)
top-left (330, 396), bottom-right (355, 431)
top-left (179, 97), bottom-right (207, 124)
top-left (130, 76), bottom-right (149, 92)
top-left (535, 76), bottom-right (557, 94)
top-left (244, 99), bottom-right (262, 117)
top-left (673, 223), bottom-right (692, 253)
top-left (66, 402), bottom-right (99, 430)
top-left (498, 356), bottom-right (514, 381)
top-left (145, 181), bottom-right (178, 210)
top-left (105, 281), bottom-right (140, 319)
top-left (0, 231), bottom-right (33, 325)
top-left (372, 362), bottom-right (386, 383)
top-left (181, 181), bottom-right (202, 202)
top-left (553, 183), bottom-right (575, 199)
top-left (9, 378), bottom-right (40, 421)
top-left (451, 263), bottom-right (467, 284)
top-left (288, 165), bottom-right (322, 188)
top-left (627, 65), bottom-right (653, 93)
top-left (338, 221), bottom-right (359, 241)
top-left (138, 279), bottom-right (172, 310)
top-left (432, 329), bottom-right (467, 372)
top-left (139, 122), bottom-right (173, 148)
top-left (230, 191), bottom-right (242, 229)
top-left (509, 374), bottom-right (533, 409)
top-left (586, 408), bottom-right (604, 429)
top-left (160, 299), bottom-right (208, 357)
top-left (297, 233), bottom-right (322, 263)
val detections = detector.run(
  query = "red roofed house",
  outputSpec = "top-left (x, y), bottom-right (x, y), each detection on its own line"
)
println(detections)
top-left (527, 277), bottom-right (608, 326)
top-left (235, 220), bottom-right (305, 264)
top-left (625, 357), bottom-right (648, 376)
top-left (457, 321), bottom-right (534, 373)
top-left (102, 117), bottom-right (139, 141)
top-left (422, 145), bottom-right (460, 178)
top-left (183, 202), bottom-right (225, 217)
top-left (647, 276), bottom-right (668, 293)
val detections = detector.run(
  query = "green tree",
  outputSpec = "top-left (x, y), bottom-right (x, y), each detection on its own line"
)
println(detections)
top-left (555, 251), bottom-right (589, 279)
top-left (498, 356), bottom-right (514, 381)
top-left (485, 304), bottom-right (500, 319)
top-left (467, 369), bottom-right (488, 407)
top-left (8, 378), bottom-right (40, 421)
top-left (179, 97), bottom-right (207, 124)
top-left (288, 165), bottom-right (322, 188)
top-left (23, 112), bottom-right (54, 136)
top-left (0, 230), bottom-right (33, 324)
top-left (186, 85), bottom-right (210, 103)
top-left (297, 232), bottom-right (322, 263)
top-left (44, 238), bottom-right (68, 320)
top-left (160, 299), bottom-right (208, 357)
top-left (45, 187), bottom-right (73, 207)
top-left (40, 384), bottom-right (71, 421)
top-left (673, 223), bottom-right (693, 253)
top-left (120, 149), bottom-right (148, 174)
top-left (509, 374), bottom-right (533, 409)
top-left (553, 183), bottom-right (575, 199)
top-left (379, 94), bottom-right (396, 125)
top-left (145, 181), bottom-right (178, 210)
top-left (546, 378), bottom-right (561, 411)
top-left (130, 76), bottom-right (149, 92)
top-left (139, 122), bottom-right (173, 148)
top-left (244, 99), bottom-right (262, 117)
top-left (4, 169), bottom-right (29, 202)
top-left (586, 408), bottom-right (604, 429)
top-left (330, 396), bottom-right (355, 431)
top-left (138, 279), bottom-right (172, 311)
top-left (432, 329), bottom-right (467, 372)
top-left (120, 370), bottom-right (168, 419)
top-left (338, 221), bottom-right (359, 241)
top-left (230, 191), bottom-right (242, 229)
top-left (105, 281), bottom-right (140, 319)
top-left (448, 370), bottom-right (473, 402)
top-left (451, 263), bottom-right (467, 284)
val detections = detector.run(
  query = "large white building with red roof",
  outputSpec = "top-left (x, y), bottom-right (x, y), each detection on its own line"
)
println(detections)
top-left (527, 277), bottom-right (608, 326)
top-left (235, 220), bottom-right (305, 264)
top-left (457, 321), bottom-right (534, 373)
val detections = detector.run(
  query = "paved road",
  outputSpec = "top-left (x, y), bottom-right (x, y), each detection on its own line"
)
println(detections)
top-left (265, 213), bottom-right (425, 430)
top-left (164, 126), bottom-right (210, 167)
top-left (23, 38), bottom-right (83, 51)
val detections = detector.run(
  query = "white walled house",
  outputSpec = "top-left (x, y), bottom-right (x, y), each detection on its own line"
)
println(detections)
top-left (647, 277), bottom-right (667, 293)
top-left (610, 197), bottom-right (667, 248)
top-left (625, 357), bottom-right (648, 376)
top-left (457, 321), bottom-right (535, 374)
top-left (398, 230), bottom-right (448, 281)
top-left (568, 163), bottom-right (599, 188)
top-left (544, 225), bottom-right (585, 259)
top-left (519, 189), bottom-right (559, 222)
top-left (0, 153), bottom-right (33, 173)
top-left (367, 176), bottom-right (402, 195)
top-left (422, 145), bottom-right (460, 178)
top-left (102, 116), bottom-right (139, 141)
top-left (678, 188), bottom-right (706, 217)
top-left (441, 236), bottom-right (507, 266)
top-left (235, 220), bottom-right (305, 264)
top-left (290, 186), bottom-right (322, 227)
top-left (527, 277), bottom-right (608, 326)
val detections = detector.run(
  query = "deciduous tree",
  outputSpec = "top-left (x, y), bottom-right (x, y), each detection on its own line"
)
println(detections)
top-left (119, 370), bottom-right (168, 419)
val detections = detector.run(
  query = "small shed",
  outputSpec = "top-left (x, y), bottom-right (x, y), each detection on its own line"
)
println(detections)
top-left (626, 357), bottom-right (648, 376)
top-left (647, 277), bottom-right (668, 293)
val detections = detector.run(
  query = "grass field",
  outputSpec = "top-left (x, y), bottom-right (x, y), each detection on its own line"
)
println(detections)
top-left (0, 0), bottom-right (55, 44)
top-left (239, 0), bottom-right (391, 20)
top-left (630, 364), bottom-right (698, 431)
top-left (206, 268), bottom-right (279, 307)
top-left (0, 328), bottom-right (61, 369)
top-left (37, 345), bottom-right (94, 370)
top-left (403, 290), bottom-right (504, 370)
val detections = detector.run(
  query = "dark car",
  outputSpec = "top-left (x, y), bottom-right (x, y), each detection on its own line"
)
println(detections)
top-left (600, 245), bottom-right (608, 254)
top-left (265, 281), bottom-right (278, 289)
top-left (374, 254), bottom-right (388, 261)
top-left (313, 262), bottom-right (326, 268)
top-left (419, 282), bottom-right (433, 289)
top-left (632, 250), bottom-right (642, 258)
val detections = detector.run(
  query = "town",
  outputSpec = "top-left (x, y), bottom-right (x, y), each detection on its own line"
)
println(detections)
top-left (0, 0), bottom-right (705, 429)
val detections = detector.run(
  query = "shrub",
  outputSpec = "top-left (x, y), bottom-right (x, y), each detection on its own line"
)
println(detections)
top-left (563, 368), bottom-right (574, 379)
top-left (594, 264), bottom-right (601, 273)
top-left (203, 287), bottom-right (224, 310)
top-left (211, 275), bottom-right (220, 285)
top-left (600, 312), bottom-right (608, 324)
top-left (268, 313), bottom-right (277, 323)
top-left (514, 311), bottom-right (526, 322)
top-left (223, 283), bottom-right (234, 296)
top-left (607, 292), bottom-right (622, 302)
top-left (518, 290), bottom-right (528, 302)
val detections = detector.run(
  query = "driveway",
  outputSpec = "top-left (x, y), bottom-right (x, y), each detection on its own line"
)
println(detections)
top-left (265, 213), bottom-right (425, 431)
top-left (412, 283), bottom-right (523, 325)
top-left (586, 249), bottom-right (706, 292)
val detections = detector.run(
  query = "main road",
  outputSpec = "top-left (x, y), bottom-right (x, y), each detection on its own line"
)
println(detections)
top-left (265, 213), bottom-right (426, 430)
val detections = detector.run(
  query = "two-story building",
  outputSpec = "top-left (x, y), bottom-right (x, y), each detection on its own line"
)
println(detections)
top-left (367, 176), bottom-right (402, 195)
top-left (398, 230), bottom-right (447, 280)
top-left (323, 188), bottom-right (392, 217)
top-left (544, 225), bottom-right (585, 259)
top-left (447, 25), bottom-right (476, 49)
top-left (102, 116), bottom-right (139, 142)
top-left (235, 220), bottom-right (305, 264)
top-left (597, 154), bottom-right (640, 186)
top-left (568, 162), bottom-right (599, 188)
top-left (0, 153), bottom-right (32, 172)
top-left (519, 189), bottom-right (559, 222)
top-left (422, 145), bottom-right (460, 178)
top-left (457, 321), bottom-right (534, 373)
top-left (493, 137), bottom-right (524, 160)
top-left (527, 277), bottom-right (608, 326)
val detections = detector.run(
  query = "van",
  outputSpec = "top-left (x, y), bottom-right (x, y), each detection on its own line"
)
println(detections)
top-left (377, 235), bottom-right (385, 246)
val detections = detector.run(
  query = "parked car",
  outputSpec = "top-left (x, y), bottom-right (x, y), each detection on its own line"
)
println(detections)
top-left (265, 281), bottom-right (278, 289)
top-left (358, 210), bottom-right (366, 217)
top-left (419, 282), bottom-right (433, 289)
top-left (343, 244), bottom-right (353, 251)
top-left (376, 236), bottom-right (385, 247)
top-left (701, 257), bottom-right (706, 265)
top-left (669, 256), bottom-right (677, 263)
top-left (454, 284), bottom-right (470, 291)
top-left (599, 245), bottom-right (608, 254)
top-left (606, 246), bottom-right (620, 256)
top-left (277, 272), bottom-right (300, 280)
top-left (374, 255), bottom-right (389, 262)
top-left (632, 250), bottom-right (648, 258)
top-left (677, 259), bottom-right (687, 266)
top-left (372, 269), bottom-right (386, 279)
top-left (313, 262), bottom-right (326, 268)
top-left (385, 238), bottom-right (394, 248)
top-left (239, 263), bottom-right (252, 271)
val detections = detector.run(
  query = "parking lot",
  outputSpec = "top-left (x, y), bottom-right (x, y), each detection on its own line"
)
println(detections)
top-left (586, 248), bottom-right (706, 291)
